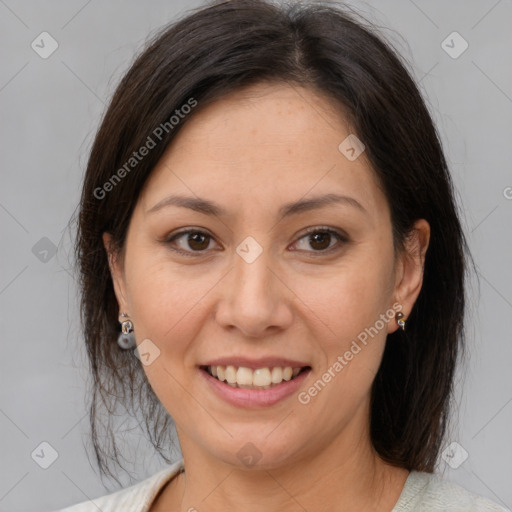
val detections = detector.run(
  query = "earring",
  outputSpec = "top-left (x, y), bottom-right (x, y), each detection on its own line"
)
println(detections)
top-left (117, 312), bottom-right (137, 349)
top-left (395, 311), bottom-right (406, 331)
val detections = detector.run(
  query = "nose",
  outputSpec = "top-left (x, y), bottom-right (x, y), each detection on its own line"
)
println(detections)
top-left (214, 247), bottom-right (294, 338)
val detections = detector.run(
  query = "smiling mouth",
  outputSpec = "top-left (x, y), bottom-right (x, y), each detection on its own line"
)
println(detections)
top-left (201, 365), bottom-right (311, 389)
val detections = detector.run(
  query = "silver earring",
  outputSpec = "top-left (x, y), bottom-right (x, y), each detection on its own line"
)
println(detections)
top-left (117, 312), bottom-right (136, 349)
top-left (396, 311), bottom-right (406, 331)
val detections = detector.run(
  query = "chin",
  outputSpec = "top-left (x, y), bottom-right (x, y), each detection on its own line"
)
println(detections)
top-left (199, 428), bottom-right (309, 471)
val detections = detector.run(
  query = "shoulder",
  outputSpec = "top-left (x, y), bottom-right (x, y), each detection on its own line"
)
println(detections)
top-left (393, 470), bottom-right (510, 512)
top-left (52, 460), bottom-right (184, 512)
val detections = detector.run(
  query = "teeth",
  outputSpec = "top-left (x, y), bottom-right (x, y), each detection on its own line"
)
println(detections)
top-left (253, 368), bottom-right (271, 386)
top-left (236, 367), bottom-right (253, 386)
top-left (271, 367), bottom-right (283, 383)
top-left (225, 365), bottom-right (237, 384)
top-left (207, 365), bottom-right (305, 388)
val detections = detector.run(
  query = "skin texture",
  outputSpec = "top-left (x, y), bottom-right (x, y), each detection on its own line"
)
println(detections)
top-left (104, 82), bottom-right (430, 511)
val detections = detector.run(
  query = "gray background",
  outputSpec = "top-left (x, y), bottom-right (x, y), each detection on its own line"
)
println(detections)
top-left (0, 0), bottom-right (511, 510)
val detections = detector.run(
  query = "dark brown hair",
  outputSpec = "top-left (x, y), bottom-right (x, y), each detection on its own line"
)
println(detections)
top-left (73, 0), bottom-right (473, 484)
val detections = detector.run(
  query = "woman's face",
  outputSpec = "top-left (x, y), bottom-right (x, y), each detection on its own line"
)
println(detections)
top-left (105, 82), bottom-right (428, 469)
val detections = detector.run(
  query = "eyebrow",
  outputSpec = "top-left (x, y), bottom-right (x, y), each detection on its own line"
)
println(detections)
top-left (146, 193), bottom-right (368, 219)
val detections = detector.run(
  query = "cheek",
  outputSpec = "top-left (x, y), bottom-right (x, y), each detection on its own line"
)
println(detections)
top-left (123, 255), bottom-right (212, 413)
top-left (294, 249), bottom-right (394, 344)
top-left (292, 244), bottom-right (394, 400)
top-left (124, 252), bottom-right (220, 352)
top-left (296, 267), bottom-right (391, 427)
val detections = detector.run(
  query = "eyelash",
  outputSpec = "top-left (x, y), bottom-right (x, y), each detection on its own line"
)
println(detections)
top-left (163, 226), bottom-right (348, 258)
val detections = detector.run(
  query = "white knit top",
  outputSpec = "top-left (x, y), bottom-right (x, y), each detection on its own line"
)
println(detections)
top-left (55, 459), bottom-right (509, 512)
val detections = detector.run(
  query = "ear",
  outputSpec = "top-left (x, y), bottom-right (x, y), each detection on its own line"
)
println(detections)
top-left (103, 232), bottom-right (129, 314)
top-left (388, 218), bottom-right (430, 334)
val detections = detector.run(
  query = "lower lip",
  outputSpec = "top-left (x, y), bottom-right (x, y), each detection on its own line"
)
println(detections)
top-left (200, 367), bottom-right (311, 408)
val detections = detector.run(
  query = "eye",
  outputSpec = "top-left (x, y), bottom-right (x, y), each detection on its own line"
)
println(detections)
top-left (291, 227), bottom-right (348, 255)
top-left (165, 229), bottom-right (219, 257)
top-left (163, 226), bottom-right (348, 258)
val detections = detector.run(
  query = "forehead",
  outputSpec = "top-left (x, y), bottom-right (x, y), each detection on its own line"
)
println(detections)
top-left (138, 82), bottom-right (387, 221)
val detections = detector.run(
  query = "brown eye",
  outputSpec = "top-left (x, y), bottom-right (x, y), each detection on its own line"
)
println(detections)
top-left (292, 227), bottom-right (347, 254)
top-left (308, 231), bottom-right (332, 251)
top-left (165, 226), bottom-right (347, 258)
top-left (185, 232), bottom-right (211, 251)
top-left (166, 229), bottom-right (217, 256)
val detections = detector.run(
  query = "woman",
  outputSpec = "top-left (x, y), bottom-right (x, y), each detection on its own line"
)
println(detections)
top-left (57, 0), bottom-right (507, 510)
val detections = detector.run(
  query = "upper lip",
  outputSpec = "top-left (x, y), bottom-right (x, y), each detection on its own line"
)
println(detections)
top-left (201, 357), bottom-right (311, 370)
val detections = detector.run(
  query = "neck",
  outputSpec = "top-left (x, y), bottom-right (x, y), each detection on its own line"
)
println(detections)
top-left (157, 419), bottom-right (409, 512)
